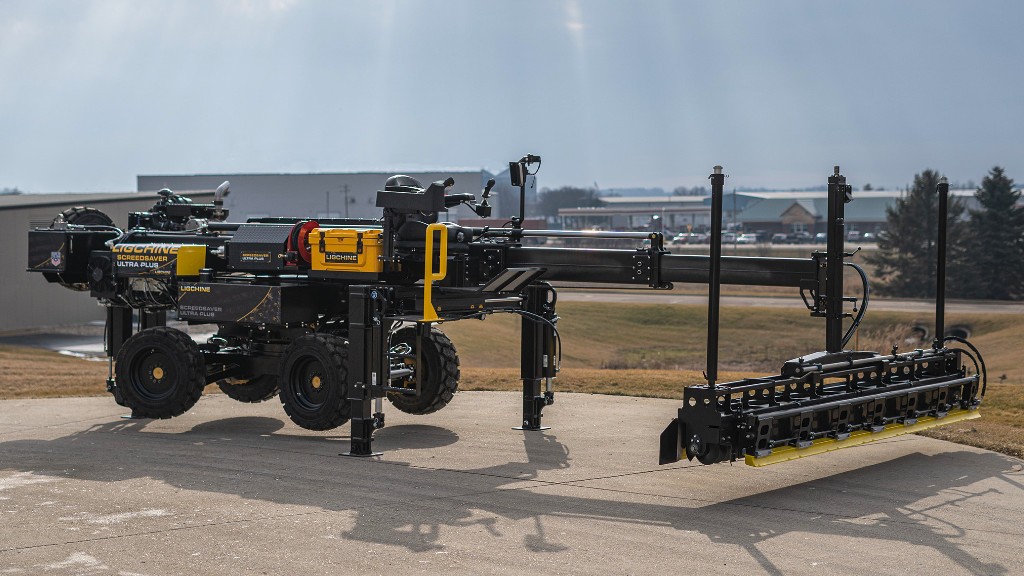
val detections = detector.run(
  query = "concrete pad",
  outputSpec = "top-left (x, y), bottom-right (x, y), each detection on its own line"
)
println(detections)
top-left (1, 391), bottom-right (1022, 575)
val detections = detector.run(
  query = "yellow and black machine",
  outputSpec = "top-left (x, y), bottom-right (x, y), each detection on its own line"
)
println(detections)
top-left (26, 156), bottom-right (984, 465)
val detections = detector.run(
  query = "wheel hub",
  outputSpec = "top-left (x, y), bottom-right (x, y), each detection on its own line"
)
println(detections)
top-left (131, 349), bottom-right (176, 400)
top-left (290, 357), bottom-right (328, 411)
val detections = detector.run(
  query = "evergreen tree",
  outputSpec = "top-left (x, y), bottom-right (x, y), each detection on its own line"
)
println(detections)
top-left (962, 167), bottom-right (1024, 299)
top-left (866, 169), bottom-right (968, 298)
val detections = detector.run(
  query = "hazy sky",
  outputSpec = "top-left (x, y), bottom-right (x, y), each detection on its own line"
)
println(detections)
top-left (1, 0), bottom-right (1021, 193)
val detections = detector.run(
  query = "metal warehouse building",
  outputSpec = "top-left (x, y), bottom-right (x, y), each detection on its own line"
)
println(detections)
top-left (2, 191), bottom-right (213, 333)
top-left (556, 190), bottom-right (981, 235)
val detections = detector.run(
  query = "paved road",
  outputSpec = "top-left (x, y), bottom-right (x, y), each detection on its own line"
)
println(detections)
top-left (558, 289), bottom-right (1024, 314)
top-left (1, 392), bottom-right (1022, 575)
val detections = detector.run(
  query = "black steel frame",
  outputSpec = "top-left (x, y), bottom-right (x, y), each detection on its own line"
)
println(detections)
top-left (658, 167), bottom-right (981, 466)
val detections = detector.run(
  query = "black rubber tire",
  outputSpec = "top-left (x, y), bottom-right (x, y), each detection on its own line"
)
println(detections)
top-left (387, 326), bottom-right (460, 415)
top-left (114, 327), bottom-right (205, 419)
top-left (216, 375), bottom-right (279, 403)
top-left (278, 334), bottom-right (351, 430)
top-left (62, 206), bottom-right (114, 226)
top-left (696, 444), bottom-right (724, 465)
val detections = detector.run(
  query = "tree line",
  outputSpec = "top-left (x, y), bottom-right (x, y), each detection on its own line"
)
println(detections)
top-left (867, 166), bottom-right (1023, 300)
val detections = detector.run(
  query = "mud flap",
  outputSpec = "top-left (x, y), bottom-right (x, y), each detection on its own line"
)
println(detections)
top-left (659, 417), bottom-right (683, 465)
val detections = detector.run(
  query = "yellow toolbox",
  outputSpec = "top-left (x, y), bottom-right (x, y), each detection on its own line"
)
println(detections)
top-left (310, 228), bottom-right (384, 273)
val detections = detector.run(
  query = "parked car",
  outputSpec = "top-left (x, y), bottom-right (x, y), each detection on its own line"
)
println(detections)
top-left (736, 233), bottom-right (759, 245)
top-left (672, 232), bottom-right (709, 245)
top-left (847, 230), bottom-right (862, 242)
top-left (814, 232), bottom-right (828, 243)
top-left (771, 233), bottom-right (790, 244)
top-left (862, 232), bottom-right (876, 242)
top-left (787, 231), bottom-right (813, 244)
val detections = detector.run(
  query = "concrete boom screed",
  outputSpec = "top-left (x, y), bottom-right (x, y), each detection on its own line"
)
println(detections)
top-left (27, 156), bottom-right (985, 466)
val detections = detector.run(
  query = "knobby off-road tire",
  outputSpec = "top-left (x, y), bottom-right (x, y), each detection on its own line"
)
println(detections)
top-left (278, 334), bottom-right (351, 430)
top-left (114, 327), bottom-right (205, 419)
top-left (61, 206), bottom-right (115, 226)
top-left (387, 326), bottom-right (460, 415)
top-left (216, 375), bottom-right (279, 403)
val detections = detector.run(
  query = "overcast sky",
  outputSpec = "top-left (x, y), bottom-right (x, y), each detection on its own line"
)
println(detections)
top-left (1, 0), bottom-right (1021, 193)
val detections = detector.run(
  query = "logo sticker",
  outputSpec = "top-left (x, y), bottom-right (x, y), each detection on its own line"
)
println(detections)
top-left (50, 251), bottom-right (62, 267)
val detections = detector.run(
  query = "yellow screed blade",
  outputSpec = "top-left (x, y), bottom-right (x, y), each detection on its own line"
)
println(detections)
top-left (744, 409), bottom-right (980, 467)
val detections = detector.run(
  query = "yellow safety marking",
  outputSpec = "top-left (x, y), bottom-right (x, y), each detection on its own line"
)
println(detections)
top-left (745, 409), bottom-right (980, 467)
top-left (421, 223), bottom-right (448, 322)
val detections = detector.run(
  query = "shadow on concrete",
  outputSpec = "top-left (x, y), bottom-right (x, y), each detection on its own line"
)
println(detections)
top-left (1, 416), bottom-right (1020, 573)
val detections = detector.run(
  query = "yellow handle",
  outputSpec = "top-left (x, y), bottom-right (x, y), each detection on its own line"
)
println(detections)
top-left (422, 223), bottom-right (448, 322)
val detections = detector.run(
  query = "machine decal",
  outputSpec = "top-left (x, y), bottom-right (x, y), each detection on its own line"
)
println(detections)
top-left (111, 244), bottom-right (206, 277)
top-left (236, 287), bottom-right (275, 323)
top-left (324, 252), bottom-right (359, 263)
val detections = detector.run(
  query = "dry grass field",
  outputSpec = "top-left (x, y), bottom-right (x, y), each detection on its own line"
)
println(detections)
top-left (1, 301), bottom-right (1021, 458)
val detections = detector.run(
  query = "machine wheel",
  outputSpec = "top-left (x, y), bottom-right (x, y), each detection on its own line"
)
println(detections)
top-left (387, 326), bottom-right (460, 415)
top-left (61, 206), bottom-right (114, 226)
top-left (216, 375), bottom-right (279, 403)
top-left (695, 444), bottom-right (723, 465)
top-left (114, 327), bottom-right (205, 419)
top-left (278, 334), bottom-right (351, 430)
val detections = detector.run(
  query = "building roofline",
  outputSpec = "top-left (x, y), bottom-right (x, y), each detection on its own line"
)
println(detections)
top-left (0, 191), bottom-right (215, 211)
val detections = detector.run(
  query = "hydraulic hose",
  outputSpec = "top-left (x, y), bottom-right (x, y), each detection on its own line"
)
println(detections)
top-left (841, 262), bottom-right (870, 348)
top-left (943, 335), bottom-right (987, 398)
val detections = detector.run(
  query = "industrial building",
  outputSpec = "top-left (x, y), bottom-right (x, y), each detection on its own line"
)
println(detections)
top-left (557, 189), bottom-right (981, 235)
top-left (558, 195), bottom-right (709, 231)
top-left (2, 191), bottom-right (213, 333)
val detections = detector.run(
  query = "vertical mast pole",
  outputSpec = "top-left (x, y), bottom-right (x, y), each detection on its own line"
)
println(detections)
top-left (707, 166), bottom-right (725, 386)
top-left (825, 166), bottom-right (850, 353)
top-left (934, 176), bottom-right (949, 347)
